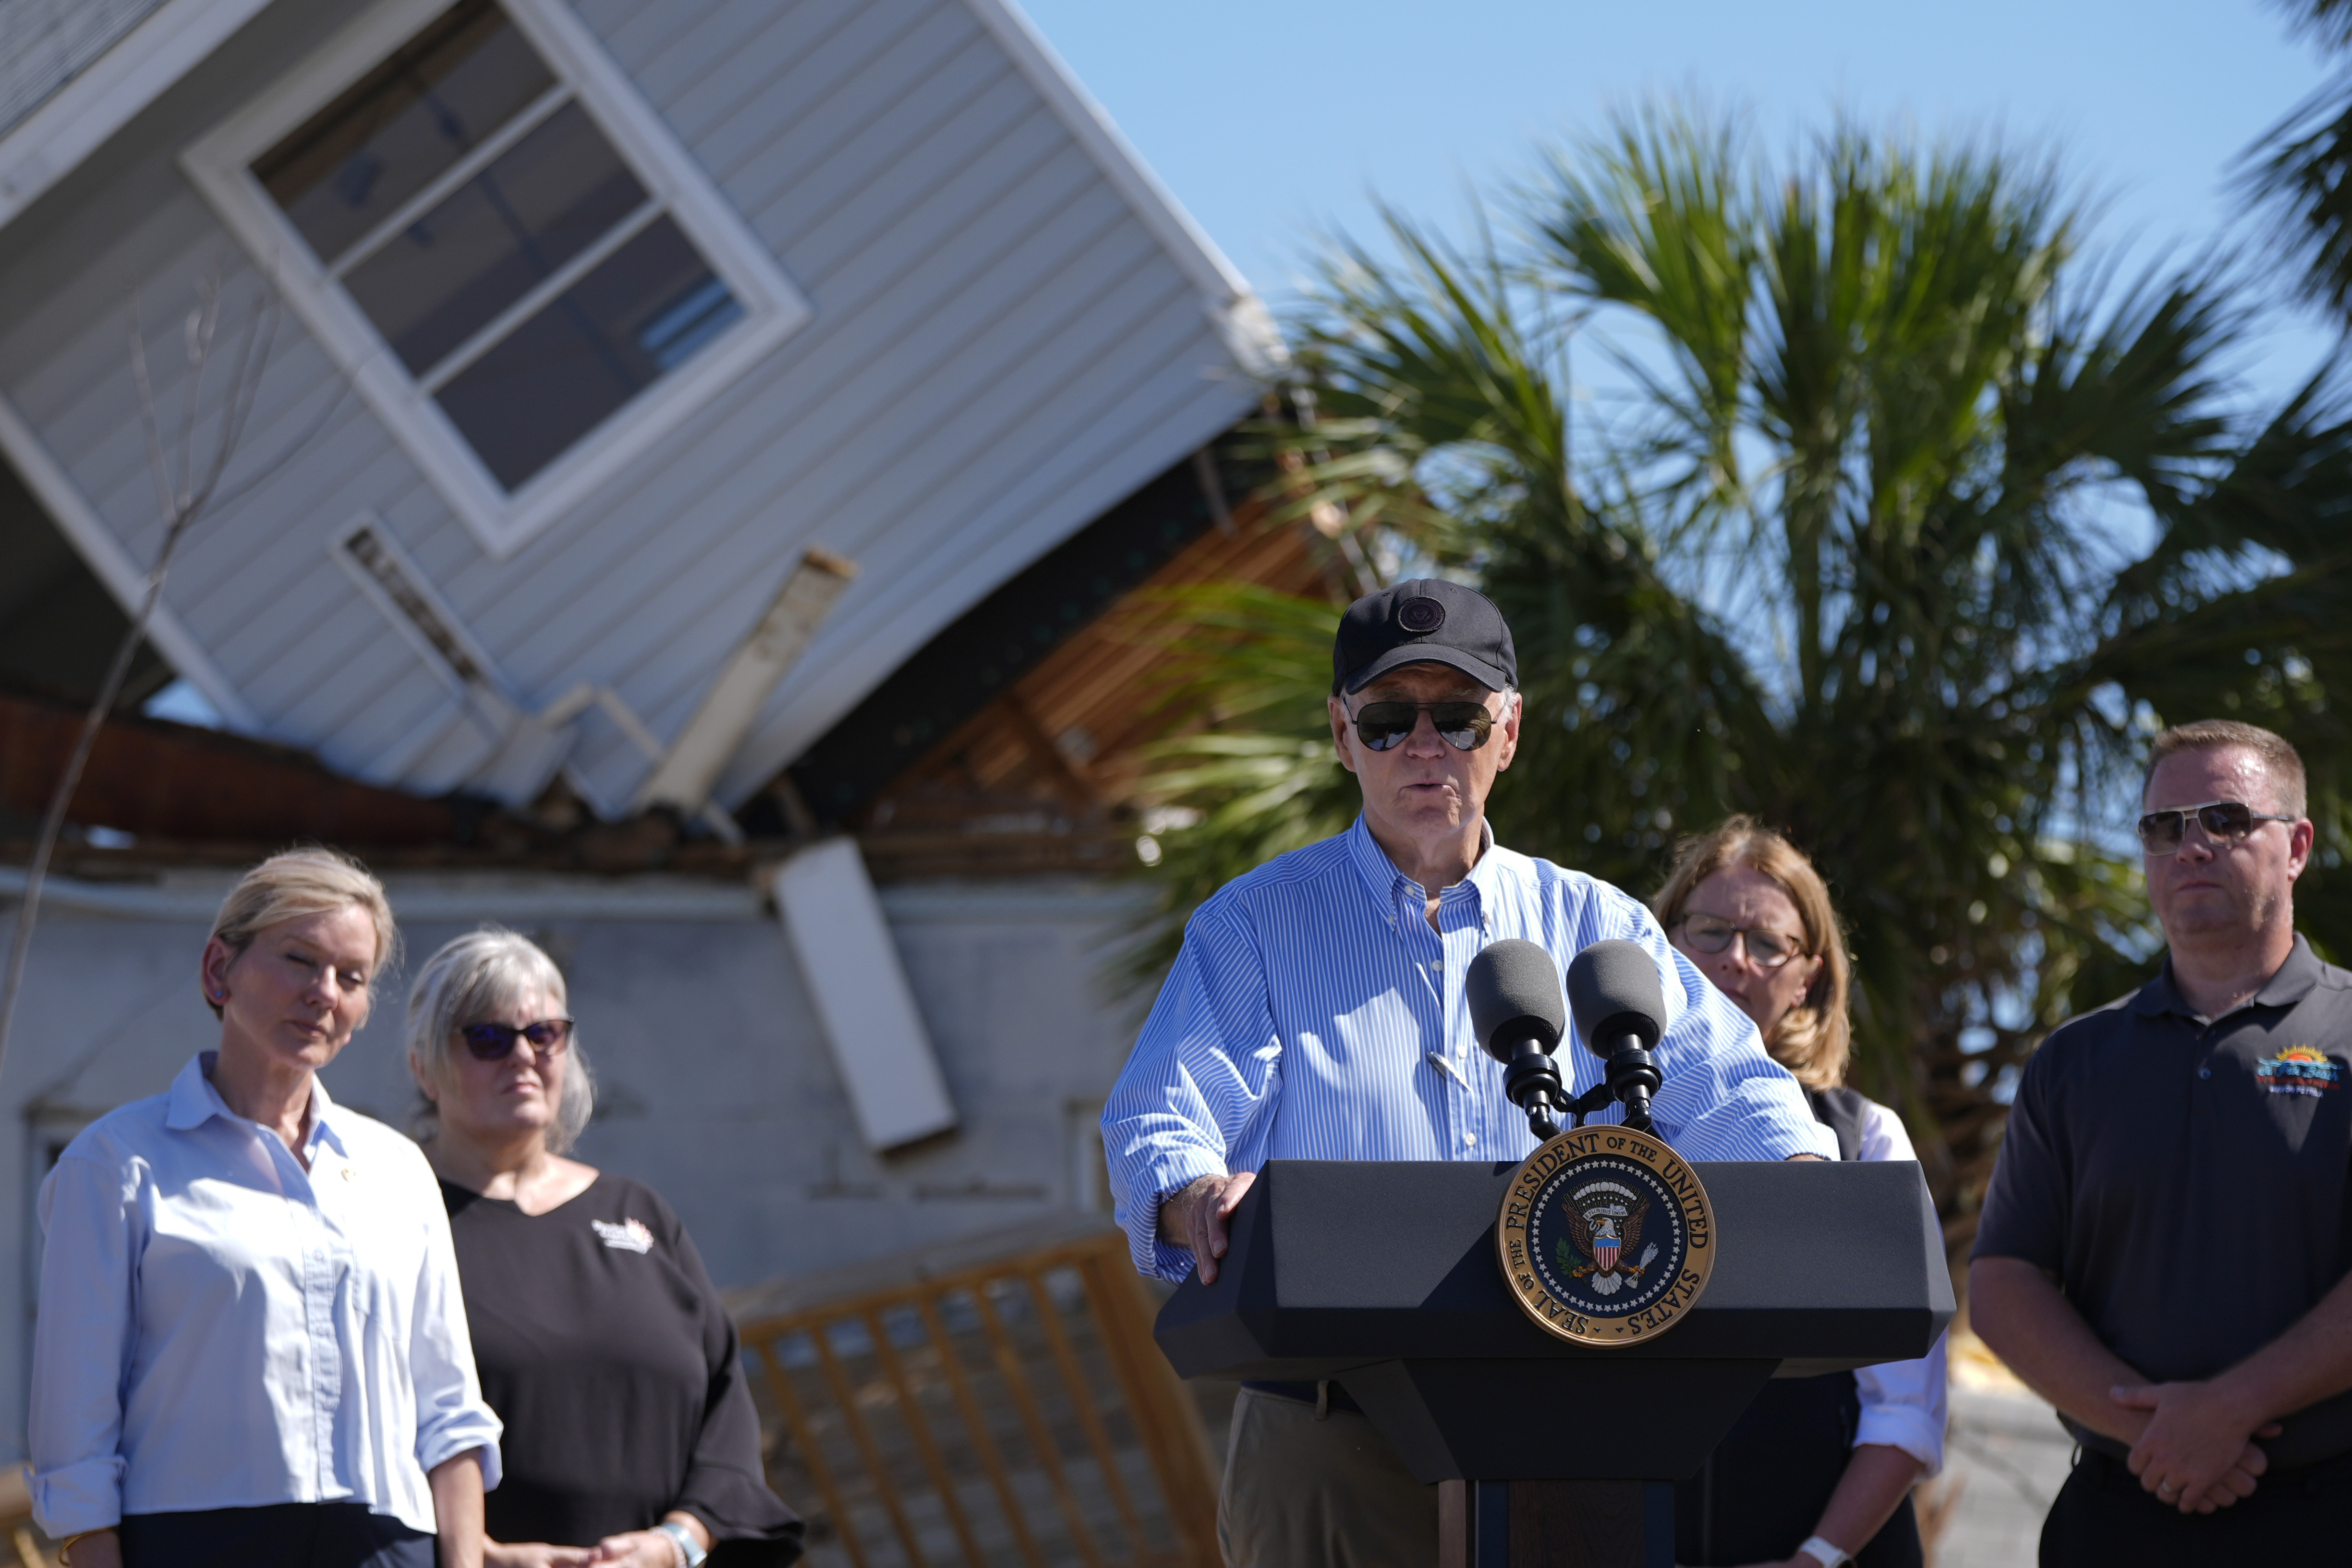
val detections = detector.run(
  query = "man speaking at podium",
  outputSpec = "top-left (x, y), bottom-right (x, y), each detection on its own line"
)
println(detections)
top-left (1974, 719), bottom-right (2352, 1563)
top-left (1102, 580), bottom-right (1833, 1568)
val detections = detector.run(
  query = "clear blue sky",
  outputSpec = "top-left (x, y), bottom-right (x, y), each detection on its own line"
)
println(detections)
top-left (1020, 0), bottom-right (2336, 400)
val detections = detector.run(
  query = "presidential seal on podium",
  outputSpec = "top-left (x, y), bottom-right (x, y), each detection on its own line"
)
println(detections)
top-left (1497, 1124), bottom-right (1716, 1346)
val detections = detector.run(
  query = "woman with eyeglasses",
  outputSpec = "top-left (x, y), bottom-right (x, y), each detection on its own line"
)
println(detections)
top-left (407, 930), bottom-right (801, 1568)
top-left (1653, 818), bottom-right (1947, 1568)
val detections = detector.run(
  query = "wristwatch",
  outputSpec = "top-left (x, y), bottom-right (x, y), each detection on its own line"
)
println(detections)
top-left (655, 1520), bottom-right (708, 1568)
top-left (1797, 1537), bottom-right (1853, 1568)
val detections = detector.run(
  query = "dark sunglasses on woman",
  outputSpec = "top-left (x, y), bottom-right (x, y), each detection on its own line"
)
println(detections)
top-left (459, 1018), bottom-right (575, 1061)
top-left (2135, 800), bottom-right (2297, 857)
top-left (1351, 700), bottom-right (1495, 752)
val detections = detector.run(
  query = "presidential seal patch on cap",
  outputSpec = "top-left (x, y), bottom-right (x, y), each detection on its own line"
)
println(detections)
top-left (1497, 1125), bottom-right (1715, 1346)
top-left (1396, 595), bottom-right (1446, 633)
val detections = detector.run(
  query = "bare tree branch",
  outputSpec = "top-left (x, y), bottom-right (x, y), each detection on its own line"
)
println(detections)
top-left (0, 269), bottom-right (286, 1081)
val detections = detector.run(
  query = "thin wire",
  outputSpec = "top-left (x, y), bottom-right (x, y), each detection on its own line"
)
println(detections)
top-left (0, 281), bottom-right (282, 1082)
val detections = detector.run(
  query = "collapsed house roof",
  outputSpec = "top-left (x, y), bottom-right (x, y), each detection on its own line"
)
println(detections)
top-left (5, 434), bottom-right (1339, 879)
top-left (0, 0), bottom-right (1281, 835)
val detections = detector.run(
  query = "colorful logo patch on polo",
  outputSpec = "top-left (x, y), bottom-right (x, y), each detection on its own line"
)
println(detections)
top-left (2255, 1045), bottom-right (2342, 1097)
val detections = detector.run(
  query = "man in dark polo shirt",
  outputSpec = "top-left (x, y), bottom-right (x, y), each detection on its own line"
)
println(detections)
top-left (1973, 718), bottom-right (2352, 1563)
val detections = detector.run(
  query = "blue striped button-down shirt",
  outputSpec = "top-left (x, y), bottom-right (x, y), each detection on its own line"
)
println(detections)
top-left (1104, 815), bottom-right (1836, 1279)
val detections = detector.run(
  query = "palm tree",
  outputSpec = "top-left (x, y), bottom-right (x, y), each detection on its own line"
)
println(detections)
top-left (2244, 0), bottom-right (2352, 319)
top-left (1133, 108), bottom-right (2352, 1267)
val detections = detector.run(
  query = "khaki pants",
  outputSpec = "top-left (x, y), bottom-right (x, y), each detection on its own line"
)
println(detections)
top-left (1217, 1386), bottom-right (1438, 1568)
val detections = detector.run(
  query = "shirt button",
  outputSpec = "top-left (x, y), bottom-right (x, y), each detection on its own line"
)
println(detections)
top-left (1462, 1131), bottom-right (1478, 1147)
top-left (2198, 1067), bottom-right (2212, 1080)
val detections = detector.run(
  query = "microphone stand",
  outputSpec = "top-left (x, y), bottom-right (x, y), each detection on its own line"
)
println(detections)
top-left (1562, 1037), bottom-right (1663, 1132)
top-left (1500, 1042), bottom-right (1572, 1140)
top-left (1600, 1034), bottom-right (1661, 1131)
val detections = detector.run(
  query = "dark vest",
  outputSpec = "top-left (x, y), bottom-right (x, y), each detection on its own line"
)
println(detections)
top-left (1673, 1084), bottom-right (1923, 1568)
top-left (1807, 1086), bottom-right (1871, 1162)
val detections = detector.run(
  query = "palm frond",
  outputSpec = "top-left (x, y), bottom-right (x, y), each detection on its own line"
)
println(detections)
top-left (1135, 102), bottom-right (2352, 1277)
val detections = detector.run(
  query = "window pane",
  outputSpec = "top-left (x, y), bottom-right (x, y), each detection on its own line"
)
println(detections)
top-left (341, 102), bottom-right (647, 377)
top-left (255, 0), bottom-right (553, 267)
top-left (435, 217), bottom-right (741, 490)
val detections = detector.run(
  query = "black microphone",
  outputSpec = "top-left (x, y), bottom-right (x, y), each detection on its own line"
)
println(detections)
top-left (1467, 939), bottom-right (1571, 1140)
top-left (1565, 939), bottom-right (1667, 1132)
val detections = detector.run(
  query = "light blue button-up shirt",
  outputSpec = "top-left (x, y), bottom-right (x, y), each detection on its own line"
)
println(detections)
top-left (1104, 816), bottom-right (1836, 1279)
top-left (30, 1053), bottom-right (503, 1537)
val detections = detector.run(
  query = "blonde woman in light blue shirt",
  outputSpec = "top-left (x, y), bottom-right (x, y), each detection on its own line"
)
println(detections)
top-left (30, 848), bottom-right (502, 1568)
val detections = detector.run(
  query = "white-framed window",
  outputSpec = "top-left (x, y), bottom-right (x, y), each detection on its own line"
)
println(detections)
top-left (183, 0), bottom-right (810, 559)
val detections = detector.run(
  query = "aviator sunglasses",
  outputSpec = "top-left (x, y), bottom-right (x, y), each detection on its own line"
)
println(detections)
top-left (459, 1018), bottom-right (575, 1062)
top-left (2135, 799), bottom-right (2298, 857)
top-left (1350, 700), bottom-right (1495, 752)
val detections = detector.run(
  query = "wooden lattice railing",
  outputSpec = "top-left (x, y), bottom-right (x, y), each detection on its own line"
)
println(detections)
top-left (0, 1219), bottom-right (1220, 1568)
top-left (1, 1466), bottom-right (50, 1567)
top-left (732, 1219), bottom-right (1221, 1568)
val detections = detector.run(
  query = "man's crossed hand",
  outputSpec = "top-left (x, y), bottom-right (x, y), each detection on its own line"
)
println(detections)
top-left (2111, 1380), bottom-right (2284, 1514)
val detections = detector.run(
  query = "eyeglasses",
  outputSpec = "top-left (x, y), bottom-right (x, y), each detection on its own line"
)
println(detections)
top-left (1674, 914), bottom-right (1806, 970)
top-left (1350, 701), bottom-right (1495, 753)
top-left (2136, 800), bottom-right (2297, 857)
top-left (458, 1018), bottom-right (574, 1062)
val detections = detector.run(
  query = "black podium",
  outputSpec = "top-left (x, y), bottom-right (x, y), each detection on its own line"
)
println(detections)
top-left (1154, 1157), bottom-right (1954, 1568)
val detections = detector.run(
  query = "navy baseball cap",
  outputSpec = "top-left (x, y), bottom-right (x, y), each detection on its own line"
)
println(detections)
top-left (1332, 579), bottom-right (1517, 696)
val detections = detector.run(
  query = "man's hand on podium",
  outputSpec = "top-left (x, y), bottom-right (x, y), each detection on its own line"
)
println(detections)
top-left (1160, 1171), bottom-right (1257, 1284)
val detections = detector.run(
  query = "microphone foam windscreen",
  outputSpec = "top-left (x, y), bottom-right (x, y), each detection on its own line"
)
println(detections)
top-left (1466, 939), bottom-right (1566, 1063)
top-left (1566, 939), bottom-right (1667, 1056)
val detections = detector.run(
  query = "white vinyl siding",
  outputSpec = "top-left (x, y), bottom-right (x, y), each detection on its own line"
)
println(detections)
top-left (0, 0), bottom-right (172, 139)
top-left (0, 0), bottom-right (1266, 812)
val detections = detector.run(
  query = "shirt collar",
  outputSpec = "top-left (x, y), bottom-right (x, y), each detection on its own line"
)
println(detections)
top-left (1344, 814), bottom-right (1497, 921)
top-left (2256, 934), bottom-right (2325, 1007)
top-left (2132, 933), bottom-right (2321, 1018)
top-left (1462, 820), bottom-right (1509, 903)
top-left (165, 1050), bottom-right (346, 1155)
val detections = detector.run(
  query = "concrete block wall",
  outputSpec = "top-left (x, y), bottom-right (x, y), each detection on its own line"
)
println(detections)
top-left (0, 869), bottom-right (1153, 1462)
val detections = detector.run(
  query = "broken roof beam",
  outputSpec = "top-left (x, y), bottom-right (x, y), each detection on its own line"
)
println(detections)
top-left (636, 546), bottom-right (859, 825)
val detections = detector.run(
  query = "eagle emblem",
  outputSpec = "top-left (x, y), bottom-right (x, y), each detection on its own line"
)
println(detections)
top-left (1499, 1130), bottom-right (1716, 1345)
top-left (1555, 1180), bottom-right (1660, 1297)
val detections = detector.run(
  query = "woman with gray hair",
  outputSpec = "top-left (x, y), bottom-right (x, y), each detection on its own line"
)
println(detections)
top-left (408, 929), bottom-right (799, 1568)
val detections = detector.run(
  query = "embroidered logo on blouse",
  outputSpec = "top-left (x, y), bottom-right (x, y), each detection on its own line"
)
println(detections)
top-left (592, 1217), bottom-right (654, 1253)
top-left (2255, 1045), bottom-right (2342, 1097)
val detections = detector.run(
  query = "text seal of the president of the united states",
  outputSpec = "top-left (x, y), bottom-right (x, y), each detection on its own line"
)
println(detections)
top-left (1497, 1124), bottom-right (1716, 1346)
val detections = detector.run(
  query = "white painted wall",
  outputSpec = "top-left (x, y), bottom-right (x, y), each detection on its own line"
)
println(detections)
top-left (0, 871), bottom-right (1152, 1465)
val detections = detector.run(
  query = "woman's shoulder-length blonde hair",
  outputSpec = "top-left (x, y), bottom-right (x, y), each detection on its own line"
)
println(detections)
top-left (1650, 815), bottom-right (1853, 1090)
top-left (406, 927), bottom-right (595, 1154)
